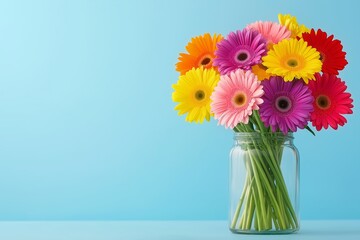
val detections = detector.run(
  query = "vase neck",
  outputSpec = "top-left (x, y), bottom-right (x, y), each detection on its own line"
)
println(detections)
top-left (233, 132), bottom-right (294, 145)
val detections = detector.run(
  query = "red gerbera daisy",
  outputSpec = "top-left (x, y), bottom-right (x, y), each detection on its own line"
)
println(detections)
top-left (308, 73), bottom-right (353, 131)
top-left (302, 29), bottom-right (348, 75)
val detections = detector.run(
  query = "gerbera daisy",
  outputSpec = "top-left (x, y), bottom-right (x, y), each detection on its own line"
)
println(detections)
top-left (259, 76), bottom-right (314, 134)
top-left (302, 29), bottom-right (348, 75)
top-left (278, 13), bottom-right (309, 38)
top-left (262, 38), bottom-right (322, 83)
top-left (213, 29), bottom-right (267, 75)
top-left (172, 67), bottom-right (220, 123)
top-left (308, 73), bottom-right (353, 131)
top-left (246, 21), bottom-right (291, 48)
top-left (251, 63), bottom-right (271, 81)
top-left (176, 33), bottom-right (223, 75)
top-left (210, 69), bottom-right (264, 129)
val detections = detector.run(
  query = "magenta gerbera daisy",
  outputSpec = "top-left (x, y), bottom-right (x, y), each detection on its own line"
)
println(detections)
top-left (246, 21), bottom-right (291, 47)
top-left (259, 76), bottom-right (314, 134)
top-left (210, 69), bottom-right (264, 129)
top-left (213, 29), bottom-right (267, 75)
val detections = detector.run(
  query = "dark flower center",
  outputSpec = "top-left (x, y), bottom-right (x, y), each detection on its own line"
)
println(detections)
top-left (279, 99), bottom-right (289, 108)
top-left (195, 90), bottom-right (205, 101)
top-left (316, 95), bottom-right (330, 109)
top-left (287, 59), bottom-right (298, 68)
top-left (275, 96), bottom-right (292, 113)
top-left (235, 95), bottom-right (245, 105)
top-left (232, 92), bottom-right (247, 108)
top-left (201, 57), bottom-right (211, 66)
top-left (237, 52), bottom-right (248, 62)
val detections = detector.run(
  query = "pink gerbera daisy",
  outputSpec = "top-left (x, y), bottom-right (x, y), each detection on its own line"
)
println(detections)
top-left (259, 76), bottom-right (314, 134)
top-left (210, 69), bottom-right (264, 129)
top-left (246, 21), bottom-right (291, 47)
top-left (213, 29), bottom-right (267, 75)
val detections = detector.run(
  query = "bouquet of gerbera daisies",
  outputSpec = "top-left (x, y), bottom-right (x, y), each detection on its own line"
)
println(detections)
top-left (172, 14), bottom-right (353, 233)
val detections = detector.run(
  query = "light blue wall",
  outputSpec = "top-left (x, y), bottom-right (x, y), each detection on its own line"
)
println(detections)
top-left (0, 0), bottom-right (358, 220)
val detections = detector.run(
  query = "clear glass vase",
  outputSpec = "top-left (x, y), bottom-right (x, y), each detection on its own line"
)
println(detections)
top-left (229, 132), bottom-right (299, 234)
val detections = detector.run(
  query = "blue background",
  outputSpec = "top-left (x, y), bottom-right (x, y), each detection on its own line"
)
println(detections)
top-left (0, 0), bottom-right (358, 220)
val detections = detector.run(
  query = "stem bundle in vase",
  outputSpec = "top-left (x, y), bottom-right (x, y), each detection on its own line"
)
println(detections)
top-left (231, 112), bottom-right (299, 231)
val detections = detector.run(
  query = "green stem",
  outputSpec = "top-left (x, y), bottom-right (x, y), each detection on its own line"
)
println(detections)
top-left (239, 184), bottom-right (255, 230)
top-left (271, 204), bottom-right (280, 230)
top-left (248, 152), bottom-right (267, 230)
top-left (252, 111), bottom-right (298, 229)
top-left (231, 174), bottom-right (249, 229)
top-left (249, 152), bottom-right (287, 229)
top-left (245, 191), bottom-right (255, 229)
top-left (238, 154), bottom-right (254, 229)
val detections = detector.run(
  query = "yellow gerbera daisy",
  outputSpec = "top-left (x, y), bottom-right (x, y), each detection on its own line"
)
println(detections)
top-left (172, 67), bottom-right (220, 123)
top-left (251, 64), bottom-right (272, 81)
top-left (176, 33), bottom-right (223, 75)
top-left (278, 14), bottom-right (310, 38)
top-left (262, 38), bottom-right (322, 83)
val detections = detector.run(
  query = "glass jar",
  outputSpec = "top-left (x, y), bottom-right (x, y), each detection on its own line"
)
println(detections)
top-left (229, 132), bottom-right (299, 234)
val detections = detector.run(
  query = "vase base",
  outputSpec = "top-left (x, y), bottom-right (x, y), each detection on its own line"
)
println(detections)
top-left (230, 227), bottom-right (299, 235)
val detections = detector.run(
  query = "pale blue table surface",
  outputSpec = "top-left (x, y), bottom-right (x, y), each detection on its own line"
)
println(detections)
top-left (0, 220), bottom-right (359, 240)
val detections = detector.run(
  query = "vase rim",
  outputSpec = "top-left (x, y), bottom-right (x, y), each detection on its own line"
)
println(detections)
top-left (234, 131), bottom-right (294, 139)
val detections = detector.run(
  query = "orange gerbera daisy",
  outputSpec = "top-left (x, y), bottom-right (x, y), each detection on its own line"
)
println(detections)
top-left (251, 63), bottom-right (271, 81)
top-left (176, 33), bottom-right (223, 75)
